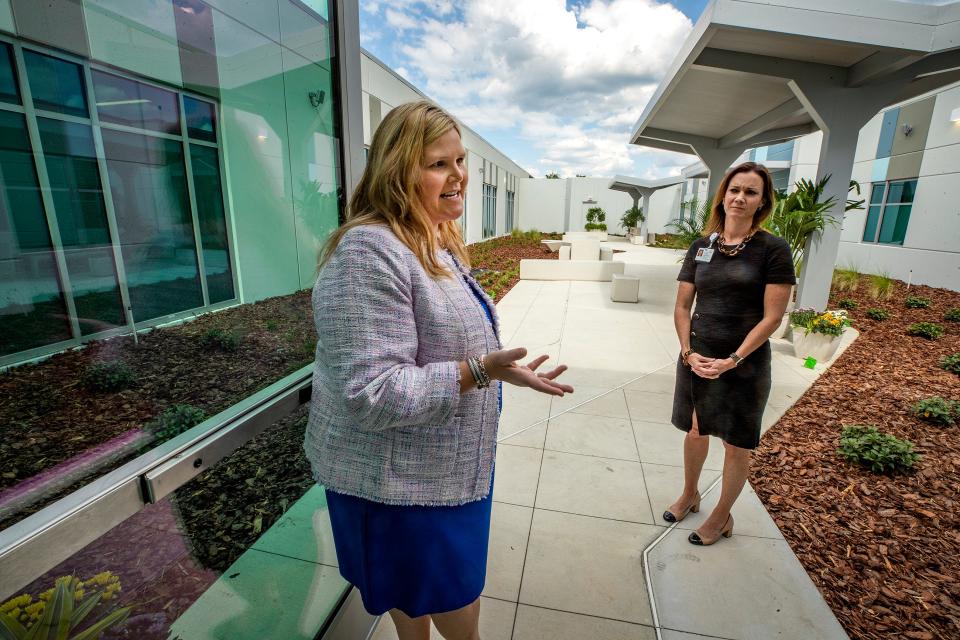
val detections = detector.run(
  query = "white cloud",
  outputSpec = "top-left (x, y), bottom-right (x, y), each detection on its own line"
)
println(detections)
top-left (365, 0), bottom-right (698, 178)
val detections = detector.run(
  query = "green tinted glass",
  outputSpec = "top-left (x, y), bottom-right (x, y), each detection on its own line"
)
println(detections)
top-left (0, 110), bottom-right (72, 355)
top-left (37, 117), bottom-right (125, 333)
top-left (184, 95), bottom-right (217, 142)
top-left (0, 42), bottom-right (19, 104)
top-left (190, 144), bottom-right (234, 303)
top-left (24, 50), bottom-right (88, 117)
top-left (102, 128), bottom-right (203, 321)
top-left (92, 70), bottom-right (181, 135)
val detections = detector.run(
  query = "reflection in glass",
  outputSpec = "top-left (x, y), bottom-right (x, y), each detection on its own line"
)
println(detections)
top-left (38, 117), bottom-right (125, 334)
top-left (0, 111), bottom-right (72, 356)
top-left (102, 128), bottom-right (202, 321)
top-left (862, 205), bottom-right (881, 242)
top-left (0, 409), bottom-right (347, 640)
top-left (870, 183), bottom-right (885, 205)
top-left (184, 95), bottom-right (217, 142)
top-left (0, 43), bottom-right (19, 104)
top-left (190, 145), bottom-right (234, 303)
top-left (23, 50), bottom-right (88, 117)
top-left (92, 70), bottom-right (181, 135)
top-left (878, 204), bottom-right (911, 244)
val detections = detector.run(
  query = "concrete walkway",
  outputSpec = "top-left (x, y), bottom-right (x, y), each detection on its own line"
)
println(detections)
top-left (372, 238), bottom-right (852, 640)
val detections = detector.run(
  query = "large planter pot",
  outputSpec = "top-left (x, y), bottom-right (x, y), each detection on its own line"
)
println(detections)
top-left (792, 327), bottom-right (842, 362)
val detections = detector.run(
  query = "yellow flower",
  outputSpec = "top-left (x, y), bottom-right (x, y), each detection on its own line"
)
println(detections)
top-left (924, 411), bottom-right (931, 417)
top-left (0, 594), bottom-right (32, 614)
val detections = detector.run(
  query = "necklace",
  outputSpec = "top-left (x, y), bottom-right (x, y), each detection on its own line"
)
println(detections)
top-left (716, 230), bottom-right (755, 257)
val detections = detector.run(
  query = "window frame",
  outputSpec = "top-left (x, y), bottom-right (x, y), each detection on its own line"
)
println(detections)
top-left (861, 178), bottom-right (917, 246)
top-left (0, 34), bottom-right (239, 367)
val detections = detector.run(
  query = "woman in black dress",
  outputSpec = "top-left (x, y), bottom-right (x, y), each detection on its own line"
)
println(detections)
top-left (663, 162), bottom-right (796, 545)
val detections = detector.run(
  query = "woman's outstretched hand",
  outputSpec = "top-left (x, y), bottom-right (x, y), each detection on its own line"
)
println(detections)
top-left (485, 347), bottom-right (574, 397)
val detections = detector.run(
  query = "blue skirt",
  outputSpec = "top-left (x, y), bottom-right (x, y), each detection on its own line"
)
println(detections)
top-left (325, 484), bottom-right (493, 617)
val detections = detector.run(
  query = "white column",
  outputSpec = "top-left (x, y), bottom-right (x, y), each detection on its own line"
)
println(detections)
top-left (640, 191), bottom-right (652, 240)
top-left (697, 147), bottom-right (746, 206)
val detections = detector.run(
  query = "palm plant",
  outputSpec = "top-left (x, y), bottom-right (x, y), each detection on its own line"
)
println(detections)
top-left (668, 196), bottom-right (712, 247)
top-left (764, 176), bottom-right (864, 275)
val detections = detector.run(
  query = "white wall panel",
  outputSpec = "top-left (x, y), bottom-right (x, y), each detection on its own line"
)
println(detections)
top-left (517, 178), bottom-right (566, 233)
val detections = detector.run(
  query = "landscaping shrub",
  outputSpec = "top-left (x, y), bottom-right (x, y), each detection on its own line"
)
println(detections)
top-left (944, 308), bottom-right (960, 323)
top-left (82, 361), bottom-right (136, 392)
top-left (147, 404), bottom-right (208, 440)
top-left (905, 296), bottom-right (931, 309)
top-left (867, 273), bottom-right (894, 300)
top-left (911, 397), bottom-right (959, 426)
top-left (865, 308), bottom-right (889, 321)
top-left (201, 327), bottom-right (241, 352)
top-left (939, 353), bottom-right (960, 375)
top-left (907, 322), bottom-right (944, 340)
top-left (832, 268), bottom-right (859, 292)
top-left (837, 425), bottom-right (920, 473)
top-left (837, 298), bottom-right (858, 310)
top-left (585, 207), bottom-right (607, 232)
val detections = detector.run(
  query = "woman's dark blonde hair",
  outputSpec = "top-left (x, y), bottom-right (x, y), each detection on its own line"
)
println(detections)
top-left (704, 162), bottom-right (776, 237)
top-left (319, 100), bottom-right (469, 277)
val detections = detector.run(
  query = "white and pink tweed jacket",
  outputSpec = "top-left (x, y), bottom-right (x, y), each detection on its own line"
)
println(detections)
top-left (304, 224), bottom-right (501, 506)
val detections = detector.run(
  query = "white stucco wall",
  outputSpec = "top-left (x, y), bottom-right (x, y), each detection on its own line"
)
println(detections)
top-left (516, 178), bottom-right (567, 233)
top-left (359, 49), bottom-right (530, 244)
top-left (647, 184), bottom-right (683, 234)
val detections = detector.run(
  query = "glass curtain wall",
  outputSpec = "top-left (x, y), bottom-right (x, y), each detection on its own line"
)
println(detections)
top-left (1, 1), bottom-right (347, 638)
top-left (482, 182), bottom-right (496, 238)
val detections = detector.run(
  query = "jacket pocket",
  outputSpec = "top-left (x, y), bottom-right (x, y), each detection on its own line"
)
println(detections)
top-left (390, 416), bottom-right (461, 480)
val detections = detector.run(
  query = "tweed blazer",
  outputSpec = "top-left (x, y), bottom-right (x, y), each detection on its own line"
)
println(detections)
top-left (304, 224), bottom-right (502, 506)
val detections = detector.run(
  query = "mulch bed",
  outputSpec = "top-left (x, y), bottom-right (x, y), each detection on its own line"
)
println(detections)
top-left (468, 232), bottom-right (560, 302)
top-left (751, 277), bottom-right (960, 639)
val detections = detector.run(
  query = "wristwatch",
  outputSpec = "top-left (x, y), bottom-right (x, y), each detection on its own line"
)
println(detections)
top-left (728, 352), bottom-right (743, 367)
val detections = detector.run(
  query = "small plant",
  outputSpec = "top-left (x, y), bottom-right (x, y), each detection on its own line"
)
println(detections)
top-left (837, 298), bottom-right (858, 310)
top-left (832, 268), bottom-right (859, 292)
top-left (807, 310), bottom-right (850, 337)
top-left (907, 322), bottom-right (944, 340)
top-left (789, 307), bottom-right (817, 328)
top-left (865, 308), bottom-right (889, 321)
top-left (867, 273), bottom-right (894, 300)
top-left (201, 327), bottom-right (241, 352)
top-left (620, 206), bottom-right (644, 233)
top-left (905, 296), bottom-right (931, 309)
top-left (0, 572), bottom-right (130, 639)
top-left (82, 361), bottom-right (136, 392)
top-left (911, 397), bottom-right (959, 426)
top-left (944, 308), bottom-right (960, 323)
top-left (265, 319), bottom-right (279, 331)
top-left (939, 353), bottom-right (960, 375)
top-left (585, 206), bottom-right (607, 232)
top-left (147, 404), bottom-right (208, 440)
top-left (838, 425), bottom-right (920, 473)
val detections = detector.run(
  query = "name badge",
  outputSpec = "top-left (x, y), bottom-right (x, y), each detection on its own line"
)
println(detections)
top-left (695, 247), bottom-right (715, 263)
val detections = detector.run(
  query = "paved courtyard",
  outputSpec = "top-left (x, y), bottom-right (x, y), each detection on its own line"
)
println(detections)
top-left (372, 238), bottom-right (854, 640)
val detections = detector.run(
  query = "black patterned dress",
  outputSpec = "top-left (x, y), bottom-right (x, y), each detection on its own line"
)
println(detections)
top-left (670, 231), bottom-right (796, 449)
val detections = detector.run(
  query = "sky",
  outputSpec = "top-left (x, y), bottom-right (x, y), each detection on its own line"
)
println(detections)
top-left (359, 0), bottom-right (711, 179)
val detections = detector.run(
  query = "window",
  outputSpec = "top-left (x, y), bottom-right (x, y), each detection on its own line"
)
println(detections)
top-left (505, 190), bottom-right (515, 233)
top-left (766, 140), bottom-right (794, 163)
top-left (862, 179), bottom-right (917, 245)
top-left (482, 183), bottom-right (497, 238)
top-left (0, 43), bottom-right (235, 359)
top-left (770, 169), bottom-right (790, 192)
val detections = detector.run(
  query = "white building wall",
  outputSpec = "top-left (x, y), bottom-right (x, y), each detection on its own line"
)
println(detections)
top-left (568, 178), bottom-right (634, 234)
top-left (359, 50), bottom-right (530, 244)
top-left (517, 179), bottom-right (567, 233)
top-left (647, 184), bottom-right (683, 234)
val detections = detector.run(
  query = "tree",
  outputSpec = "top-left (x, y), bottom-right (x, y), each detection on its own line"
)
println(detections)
top-left (545, 171), bottom-right (561, 179)
top-left (668, 196), bottom-right (712, 247)
top-left (585, 206), bottom-right (607, 231)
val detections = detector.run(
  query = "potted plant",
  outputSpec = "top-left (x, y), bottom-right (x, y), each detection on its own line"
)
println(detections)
top-left (793, 310), bottom-right (850, 362)
top-left (620, 206), bottom-right (644, 239)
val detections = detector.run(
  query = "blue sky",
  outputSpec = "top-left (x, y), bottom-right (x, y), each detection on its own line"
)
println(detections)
top-left (360, 0), bottom-right (711, 178)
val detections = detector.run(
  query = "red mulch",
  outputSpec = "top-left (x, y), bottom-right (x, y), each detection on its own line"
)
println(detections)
top-left (751, 277), bottom-right (960, 640)
top-left (468, 233), bottom-right (560, 302)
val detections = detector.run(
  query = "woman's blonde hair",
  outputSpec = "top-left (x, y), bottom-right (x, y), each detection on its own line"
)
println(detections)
top-left (704, 162), bottom-right (776, 237)
top-left (319, 100), bottom-right (470, 277)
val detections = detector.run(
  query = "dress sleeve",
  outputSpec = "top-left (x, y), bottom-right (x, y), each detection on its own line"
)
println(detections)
top-left (764, 236), bottom-right (798, 285)
top-left (313, 229), bottom-right (459, 432)
top-left (677, 240), bottom-right (701, 283)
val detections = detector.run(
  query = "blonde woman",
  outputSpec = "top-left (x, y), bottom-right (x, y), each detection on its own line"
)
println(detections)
top-left (664, 162), bottom-right (795, 546)
top-left (304, 101), bottom-right (573, 640)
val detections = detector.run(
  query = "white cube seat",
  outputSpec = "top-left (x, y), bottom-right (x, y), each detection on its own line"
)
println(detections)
top-left (600, 247), bottom-right (614, 261)
top-left (558, 245), bottom-right (571, 260)
top-left (610, 273), bottom-right (641, 303)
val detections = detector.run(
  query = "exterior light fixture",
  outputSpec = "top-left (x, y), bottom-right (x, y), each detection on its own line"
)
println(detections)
top-left (901, 123), bottom-right (913, 136)
top-left (308, 90), bottom-right (325, 109)
top-left (951, 107), bottom-right (960, 122)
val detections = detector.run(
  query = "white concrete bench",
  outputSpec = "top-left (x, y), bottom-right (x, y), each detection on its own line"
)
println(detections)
top-left (558, 245), bottom-right (571, 260)
top-left (569, 238), bottom-right (601, 260)
top-left (520, 259), bottom-right (625, 281)
top-left (563, 231), bottom-right (608, 242)
top-left (600, 247), bottom-right (614, 261)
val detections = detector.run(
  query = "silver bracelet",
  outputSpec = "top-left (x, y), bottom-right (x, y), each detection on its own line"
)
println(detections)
top-left (468, 355), bottom-right (490, 389)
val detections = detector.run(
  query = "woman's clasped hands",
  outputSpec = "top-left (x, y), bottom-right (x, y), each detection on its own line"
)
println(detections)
top-left (686, 352), bottom-right (735, 380)
top-left (484, 347), bottom-right (574, 397)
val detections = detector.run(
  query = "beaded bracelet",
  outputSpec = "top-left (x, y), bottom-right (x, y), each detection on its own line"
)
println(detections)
top-left (468, 355), bottom-right (491, 389)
